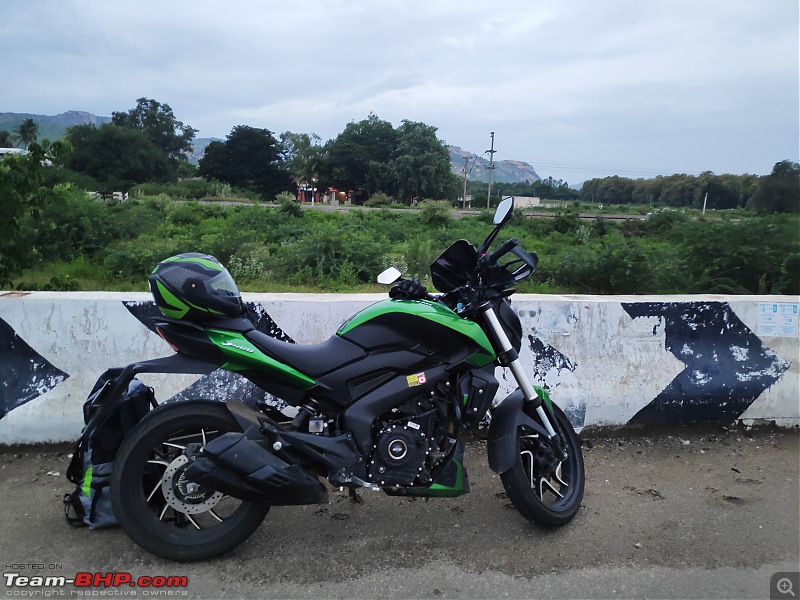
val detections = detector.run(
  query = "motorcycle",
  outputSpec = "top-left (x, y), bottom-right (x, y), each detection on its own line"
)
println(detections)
top-left (93, 196), bottom-right (584, 561)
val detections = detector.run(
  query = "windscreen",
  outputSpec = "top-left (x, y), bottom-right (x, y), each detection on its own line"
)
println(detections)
top-left (430, 239), bottom-right (478, 292)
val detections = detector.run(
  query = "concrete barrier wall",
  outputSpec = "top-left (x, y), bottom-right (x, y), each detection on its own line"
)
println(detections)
top-left (1, 291), bottom-right (797, 444)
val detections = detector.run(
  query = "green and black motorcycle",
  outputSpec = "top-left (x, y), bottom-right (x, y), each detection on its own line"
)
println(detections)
top-left (99, 197), bottom-right (584, 561)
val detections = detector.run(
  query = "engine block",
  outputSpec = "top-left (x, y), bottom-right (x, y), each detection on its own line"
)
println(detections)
top-left (368, 423), bottom-right (429, 486)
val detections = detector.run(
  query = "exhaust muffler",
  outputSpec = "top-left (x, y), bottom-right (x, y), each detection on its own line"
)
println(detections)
top-left (184, 433), bottom-right (328, 505)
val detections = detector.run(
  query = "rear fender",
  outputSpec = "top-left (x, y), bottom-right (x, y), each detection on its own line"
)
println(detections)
top-left (487, 389), bottom-right (550, 474)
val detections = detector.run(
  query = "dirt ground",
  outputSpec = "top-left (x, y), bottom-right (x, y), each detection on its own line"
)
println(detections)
top-left (1, 423), bottom-right (798, 599)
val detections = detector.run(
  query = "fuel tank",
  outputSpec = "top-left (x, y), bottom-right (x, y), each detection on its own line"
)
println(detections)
top-left (336, 298), bottom-right (495, 367)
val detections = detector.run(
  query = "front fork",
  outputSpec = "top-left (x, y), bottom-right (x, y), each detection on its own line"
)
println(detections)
top-left (479, 302), bottom-right (568, 461)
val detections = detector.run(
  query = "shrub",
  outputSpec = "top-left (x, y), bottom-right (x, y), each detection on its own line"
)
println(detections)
top-left (365, 192), bottom-right (394, 207)
top-left (419, 200), bottom-right (453, 225)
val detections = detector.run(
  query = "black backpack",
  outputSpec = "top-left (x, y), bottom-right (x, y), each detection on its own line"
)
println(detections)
top-left (64, 368), bottom-right (157, 528)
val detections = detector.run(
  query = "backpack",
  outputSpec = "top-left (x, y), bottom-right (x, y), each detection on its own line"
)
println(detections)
top-left (64, 368), bottom-right (157, 529)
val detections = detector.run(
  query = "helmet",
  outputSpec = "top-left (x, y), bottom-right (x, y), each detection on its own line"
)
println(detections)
top-left (148, 253), bottom-right (245, 321)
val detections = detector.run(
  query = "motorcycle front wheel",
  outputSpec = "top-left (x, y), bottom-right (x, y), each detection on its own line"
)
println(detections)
top-left (500, 402), bottom-right (585, 526)
top-left (111, 400), bottom-right (270, 561)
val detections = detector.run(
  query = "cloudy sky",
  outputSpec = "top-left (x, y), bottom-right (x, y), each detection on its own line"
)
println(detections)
top-left (2, 0), bottom-right (797, 183)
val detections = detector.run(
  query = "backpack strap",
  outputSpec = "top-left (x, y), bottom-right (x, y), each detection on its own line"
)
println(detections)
top-left (88, 479), bottom-right (111, 524)
top-left (65, 441), bottom-right (86, 485)
top-left (63, 491), bottom-right (87, 528)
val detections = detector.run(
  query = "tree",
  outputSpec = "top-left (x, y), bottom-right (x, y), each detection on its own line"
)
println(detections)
top-left (388, 120), bottom-right (457, 203)
top-left (0, 130), bottom-right (14, 147)
top-left (197, 125), bottom-right (292, 199)
top-left (65, 124), bottom-right (173, 189)
top-left (15, 118), bottom-right (38, 149)
top-left (112, 98), bottom-right (197, 160)
top-left (0, 141), bottom-right (72, 281)
top-left (324, 114), bottom-right (397, 200)
top-left (0, 145), bottom-right (41, 280)
top-left (280, 131), bottom-right (324, 199)
top-left (747, 160), bottom-right (800, 214)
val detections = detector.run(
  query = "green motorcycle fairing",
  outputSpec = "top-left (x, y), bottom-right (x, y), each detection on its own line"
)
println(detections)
top-left (337, 298), bottom-right (496, 368)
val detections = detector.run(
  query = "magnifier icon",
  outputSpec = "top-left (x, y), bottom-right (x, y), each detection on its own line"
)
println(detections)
top-left (777, 578), bottom-right (796, 597)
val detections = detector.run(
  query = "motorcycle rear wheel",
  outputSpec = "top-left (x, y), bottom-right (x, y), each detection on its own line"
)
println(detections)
top-left (111, 400), bottom-right (270, 561)
top-left (500, 402), bottom-right (584, 526)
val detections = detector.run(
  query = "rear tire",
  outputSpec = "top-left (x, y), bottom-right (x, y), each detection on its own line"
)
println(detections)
top-left (111, 401), bottom-right (270, 561)
top-left (500, 402), bottom-right (584, 526)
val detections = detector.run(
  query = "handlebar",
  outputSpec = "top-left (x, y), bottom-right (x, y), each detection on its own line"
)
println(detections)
top-left (486, 237), bottom-right (519, 264)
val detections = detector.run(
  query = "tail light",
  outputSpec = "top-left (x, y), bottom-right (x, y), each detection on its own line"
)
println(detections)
top-left (155, 326), bottom-right (180, 353)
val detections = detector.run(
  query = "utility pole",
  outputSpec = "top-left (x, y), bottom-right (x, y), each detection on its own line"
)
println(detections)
top-left (485, 131), bottom-right (496, 209)
top-left (461, 156), bottom-right (476, 209)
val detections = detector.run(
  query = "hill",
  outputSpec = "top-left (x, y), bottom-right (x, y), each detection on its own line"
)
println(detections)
top-left (0, 111), bottom-right (541, 184)
top-left (0, 111), bottom-right (111, 145)
top-left (448, 146), bottom-right (540, 184)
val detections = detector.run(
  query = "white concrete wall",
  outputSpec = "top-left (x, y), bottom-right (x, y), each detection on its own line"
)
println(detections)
top-left (1, 292), bottom-right (797, 444)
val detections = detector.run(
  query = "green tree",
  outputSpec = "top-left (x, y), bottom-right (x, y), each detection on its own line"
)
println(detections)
top-left (0, 142), bottom-right (72, 281)
top-left (15, 118), bottom-right (38, 150)
top-left (197, 125), bottom-right (292, 200)
top-left (65, 124), bottom-right (173, 189)
top-left (324, 114), bottom-right (396, 200)
top-left (112, 98), bottom-right (197, 160)
top-left (280, 131), bottom-right (324, 183)
top-left (0, 130), bottom-right (14, 147)
top-left (747, 160), bottom-right (800, 214)
top-left (389, 120), bottom-right (457, 203)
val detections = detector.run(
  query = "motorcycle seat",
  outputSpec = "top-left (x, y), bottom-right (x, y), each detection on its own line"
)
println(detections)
top-left (244, 330), bottom-right (365, 378)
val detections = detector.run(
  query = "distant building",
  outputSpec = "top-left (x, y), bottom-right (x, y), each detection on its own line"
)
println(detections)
top-left (514, 196), bottom-right (541, 208)
top-left (0, 147), bottom-right (27, 158)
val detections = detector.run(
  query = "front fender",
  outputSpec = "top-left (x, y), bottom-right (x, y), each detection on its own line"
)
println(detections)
top-left (487, 389), bottom-right (550, 474)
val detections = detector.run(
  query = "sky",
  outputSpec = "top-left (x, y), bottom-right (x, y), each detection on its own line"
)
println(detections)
top-left (1, 0), bottom-right (798, 184)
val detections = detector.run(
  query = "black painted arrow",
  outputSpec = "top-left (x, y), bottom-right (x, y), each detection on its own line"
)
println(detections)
top-left (123, 301), bottom-right (295, 410)
top-left (622, 302), bottom-right (790, 424)
top-left (0, 317), bottom-right (69, 419)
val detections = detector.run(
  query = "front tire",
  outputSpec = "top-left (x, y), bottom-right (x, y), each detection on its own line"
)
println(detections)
top-left (500, 402), bottom-right (584, 526)
top-left (111, 401), bottom-right (270, 561)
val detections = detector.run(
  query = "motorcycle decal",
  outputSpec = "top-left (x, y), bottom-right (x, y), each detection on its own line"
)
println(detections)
top-left (0, 316), bottom-right (68, 419)
top-left (220, 341), bottom-right (255, 353)
top-left (406, 373), bottom-right (427, 387)
top-left (123, 300), bottom-right (295, 410)
top-left (622, 302), bottom-right (791, 424)
top-left (206, 329), bottom-right (316, 388)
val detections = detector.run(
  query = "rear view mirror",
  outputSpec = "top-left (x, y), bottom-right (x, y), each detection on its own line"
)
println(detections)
top-left (494, 197), bottom-right (514, 225)
top-left (377, 267), bottom-right (402, 285)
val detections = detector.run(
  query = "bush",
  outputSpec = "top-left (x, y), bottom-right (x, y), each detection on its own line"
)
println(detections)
top-left (365, 192), bottom-right (394, 207)
top-left (419, 200), bottom-right (453, 225)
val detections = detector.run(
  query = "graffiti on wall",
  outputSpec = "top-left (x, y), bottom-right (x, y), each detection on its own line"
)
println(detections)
top-left (0, 300), bottom-right (793, 427)
top-left (0, 317), bottom-right (69, 419)
top-left (622, 302), bottom-right (790, 424)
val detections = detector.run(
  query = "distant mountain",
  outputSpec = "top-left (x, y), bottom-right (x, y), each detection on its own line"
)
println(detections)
top-left (0, 111), bottom-right (111, 145)
top-left (186, 137), bottom-right (223, 164)
top-left (1, 112), bottom-right (541, 185)
top-left (448, 146), bottom-right (540, 184)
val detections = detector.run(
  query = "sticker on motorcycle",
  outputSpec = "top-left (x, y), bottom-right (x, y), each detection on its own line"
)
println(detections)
top-left (406, 373), bottom-right (427, 387)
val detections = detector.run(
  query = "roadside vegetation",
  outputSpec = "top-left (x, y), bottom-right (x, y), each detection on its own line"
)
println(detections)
top-left (1, 98), bottom-right (797, 295)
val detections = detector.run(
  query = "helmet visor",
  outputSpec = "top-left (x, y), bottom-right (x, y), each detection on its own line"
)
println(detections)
top-left (206, 269), bottom-right (240, 298)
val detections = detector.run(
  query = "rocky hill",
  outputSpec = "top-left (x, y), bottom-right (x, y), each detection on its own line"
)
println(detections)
top-left (448, 146), bottom-right (540, 184)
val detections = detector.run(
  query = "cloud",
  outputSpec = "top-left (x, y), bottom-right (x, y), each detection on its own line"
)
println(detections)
top-left (0, 0), bottom-right (796, 181)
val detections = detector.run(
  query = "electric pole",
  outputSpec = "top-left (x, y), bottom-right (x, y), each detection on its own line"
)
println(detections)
top-left (461, 156), bottom-right (476, 209)
top-left (485, 132), bottom-right (496, 209)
